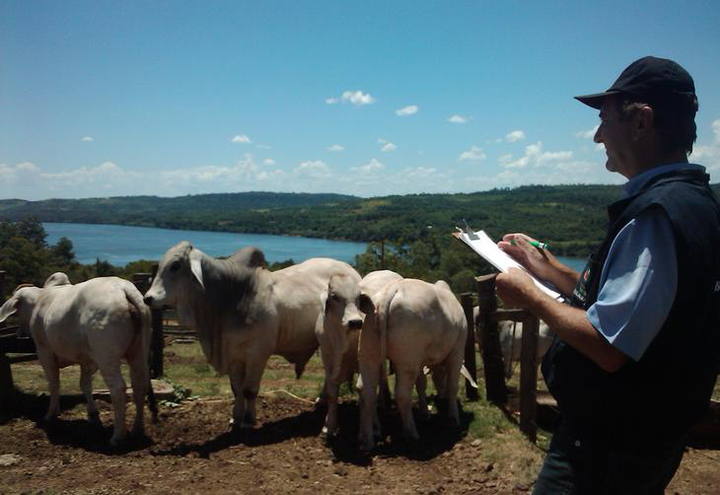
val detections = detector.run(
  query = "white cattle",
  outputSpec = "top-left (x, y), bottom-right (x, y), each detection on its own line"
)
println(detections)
top-left (314, 271), bottom-right (364, 436)
top-left (315, 269), bottom-right (404, 437)
top-left (0, 276), bottom-right (154, 445)
top-left (473, 306), bottom-right (553, 379)
top-left (143, 241), bottom-right (360, 430)
top-left (357, 278), bottom-right (467, 451)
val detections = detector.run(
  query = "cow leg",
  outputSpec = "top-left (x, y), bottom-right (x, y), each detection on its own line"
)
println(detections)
top-left (378, 360), bottom-right (392, 410)
top-left (229, 364), bottom-right (247, 430)
top-left (320, 346), bottom-right (341, 437)
top-left (37, 350), bottom-right (61, 421)
top-left (98, 361), bottom-right (128, 445)
top-left (444, 352), bottom-right (464, 427)
top-left (240, 353), bottom-right (269, 428)
top-left (127, 353), bottom-right (149, 437)
top-left (395, 367), bottom-right (420, 441)
top-left (79, 362), bottom-right (100, 425)
top-left (415, 371), bottom-right (430, 421)
top-left (357, 359), bottom-right (381, 451)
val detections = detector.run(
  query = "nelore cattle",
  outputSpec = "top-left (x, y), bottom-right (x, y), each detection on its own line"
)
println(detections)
top-left (314, 271), bottom-right (364, 436)
top-left (143, 241), bottom-right (360, 430)
top-left (0, 274), bottom-right (155, 445)
top-left (357, 278), bottom-right (467, 451)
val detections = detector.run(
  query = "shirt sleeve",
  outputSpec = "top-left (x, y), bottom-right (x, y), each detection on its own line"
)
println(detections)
top-left (586, 207), bottom-right (678, 361)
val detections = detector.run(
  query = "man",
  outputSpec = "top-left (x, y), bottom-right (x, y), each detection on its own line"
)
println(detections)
top-left (495, 56), bottom-right (720, 493)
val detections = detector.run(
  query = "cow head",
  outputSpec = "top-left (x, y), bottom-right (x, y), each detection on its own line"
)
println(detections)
top-left (143, 241), bottom-right (205, 308)
top-left (0, 285), bottom-right (41, 337)
top-left (322, 274), bottom-right (367, 332)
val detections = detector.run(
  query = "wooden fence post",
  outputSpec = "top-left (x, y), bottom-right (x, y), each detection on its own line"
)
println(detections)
top-left (476, 274), bottom-right (507, 404)
top-left (519, 315), bottom-right (539, 442)
top-left (460, 293), bottom-right (479, 401)
top-left (0, 352), bottom-right (12, 414)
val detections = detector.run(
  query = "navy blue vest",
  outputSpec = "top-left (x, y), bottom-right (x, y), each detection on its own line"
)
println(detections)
top-left (542, 168), bottom-right (720, 448)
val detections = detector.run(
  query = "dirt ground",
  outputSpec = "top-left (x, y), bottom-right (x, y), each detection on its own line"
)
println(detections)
top-left (1, 390), bottom-right (720, 495)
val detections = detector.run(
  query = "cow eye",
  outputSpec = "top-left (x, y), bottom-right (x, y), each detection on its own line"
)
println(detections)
top-left (170, 261), bottom-right (181, 272)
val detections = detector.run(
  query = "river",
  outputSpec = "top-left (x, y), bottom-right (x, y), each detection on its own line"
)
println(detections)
top-left (43, 222), bottom-right (587, 272)
top-left (43, 223), bottom-right (368, 266)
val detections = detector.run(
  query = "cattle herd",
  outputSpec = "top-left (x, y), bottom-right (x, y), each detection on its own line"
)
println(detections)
top-left (0, 240), bottom-right (548, 452)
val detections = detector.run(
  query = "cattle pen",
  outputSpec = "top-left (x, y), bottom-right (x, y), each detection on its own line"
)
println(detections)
top-left (2, 269), bottom-right (720, 494)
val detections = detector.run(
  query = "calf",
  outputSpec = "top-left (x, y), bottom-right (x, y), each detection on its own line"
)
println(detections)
top-left (358, 278), bottom-right (467, 451)
top-left (0, 276), bottom-right (154, 445)
top-left (315, 272), bottom-right (364, 436)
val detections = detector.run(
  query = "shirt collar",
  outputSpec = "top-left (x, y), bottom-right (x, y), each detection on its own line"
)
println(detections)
top-left (623, 163), bottom-right (705, 197)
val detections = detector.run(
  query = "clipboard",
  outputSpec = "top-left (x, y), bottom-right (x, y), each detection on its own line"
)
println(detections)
top-left (454, 225), bottom-right (563, 300)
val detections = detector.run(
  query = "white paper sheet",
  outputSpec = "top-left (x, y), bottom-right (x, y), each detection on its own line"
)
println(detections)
top-left (455, 229), bottom-right (562, 300)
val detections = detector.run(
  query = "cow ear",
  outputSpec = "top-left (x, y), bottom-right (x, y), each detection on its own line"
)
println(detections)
top-left (358, 292), bottom-right (375, 315)
top-left (0, 295), bottom-right (19, 323)
top-left (320, 289), bottom-right (329, 313)
top-left (189, 249), bottom-right (204, 289)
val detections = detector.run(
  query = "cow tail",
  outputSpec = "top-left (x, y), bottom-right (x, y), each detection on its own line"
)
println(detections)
top-left (123, 284), bottom-right (158, 420)
top-left (376, 284), bottom-right (401, 366)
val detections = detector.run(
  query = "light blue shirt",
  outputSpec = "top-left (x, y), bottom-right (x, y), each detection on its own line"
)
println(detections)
top-left (586, 163), bottom-right (704, 361)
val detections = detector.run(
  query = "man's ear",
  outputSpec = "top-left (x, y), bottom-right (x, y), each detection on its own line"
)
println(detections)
top-left (0, 295), bottom-right (19, 324)
top-left (633, 104), bottom-right (655, 139)
top-left (358, 292), bottom-right (375, 315)
top-left (189, 248), bottom-right (204, 289)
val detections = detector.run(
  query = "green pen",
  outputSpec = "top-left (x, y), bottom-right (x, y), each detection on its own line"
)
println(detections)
top-left (511, 238), bottom-right (550, 250)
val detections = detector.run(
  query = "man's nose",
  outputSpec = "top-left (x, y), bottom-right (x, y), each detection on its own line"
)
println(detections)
top-left (594, 126), bottom-right (602, 144)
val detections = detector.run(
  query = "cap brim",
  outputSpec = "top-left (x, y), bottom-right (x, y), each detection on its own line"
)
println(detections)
top-left (574, 90), bottom-right (621, 109)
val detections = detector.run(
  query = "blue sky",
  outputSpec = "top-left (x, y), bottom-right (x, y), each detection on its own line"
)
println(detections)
top-left (2, 0), bottom-right (719, 200)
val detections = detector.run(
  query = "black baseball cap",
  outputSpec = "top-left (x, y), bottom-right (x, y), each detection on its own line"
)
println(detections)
top-left (575, 56), bottom-right (696, 109)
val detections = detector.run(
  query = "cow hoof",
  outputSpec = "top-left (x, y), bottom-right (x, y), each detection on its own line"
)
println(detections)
top-left (110, 435), bottom-right (127, 447)
top-left (321, 425), bottom-right (339, 439)
top-left (88, 412), bottom-right (102, 427)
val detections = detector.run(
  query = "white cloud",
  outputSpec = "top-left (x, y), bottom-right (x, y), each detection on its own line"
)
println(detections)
top-left (502, 141), bottom-right (574, 169)
top-left (81, 136), bottom-right (94, 142)
top-left (294, 160), bottom-right (330, 178)
top-left (575, 125), bottom-right (599, 139)
top-left (448, 114), bottom-right (469, 124)
top-left (396, 105), bottom-right (419, 116)
top-left (505, 130), bottom-right (526, 143)
top-left (231, 134), bottom-right (252, 144)
top-left (263, 158), bottom-right (276, 165)
top-left (354, 158), bottom-right (385, 173)
top-left (459, 145), bottom-right (487, 162)
top-left (378, 138), bottom-right (397, 152)
top-left (690, 118), bottom-right (720, 170)
top-left (326, 90), bottom-right (375, 106)
top-left (327, 144), bottom-right (345, 152)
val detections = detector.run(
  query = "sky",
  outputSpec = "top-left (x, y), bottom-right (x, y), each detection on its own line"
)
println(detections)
top-left (2, 0), bottom-right (720, 200)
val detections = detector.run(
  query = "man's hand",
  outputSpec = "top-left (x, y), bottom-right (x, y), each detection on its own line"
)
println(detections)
top-left (498, 233), bottom-right (580, 298)
top-left (495, 268), bottom-right (541, 310)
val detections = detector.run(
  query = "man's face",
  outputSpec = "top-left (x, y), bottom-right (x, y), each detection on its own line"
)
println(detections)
top-left (594, 96), bottom-right (634, 176)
